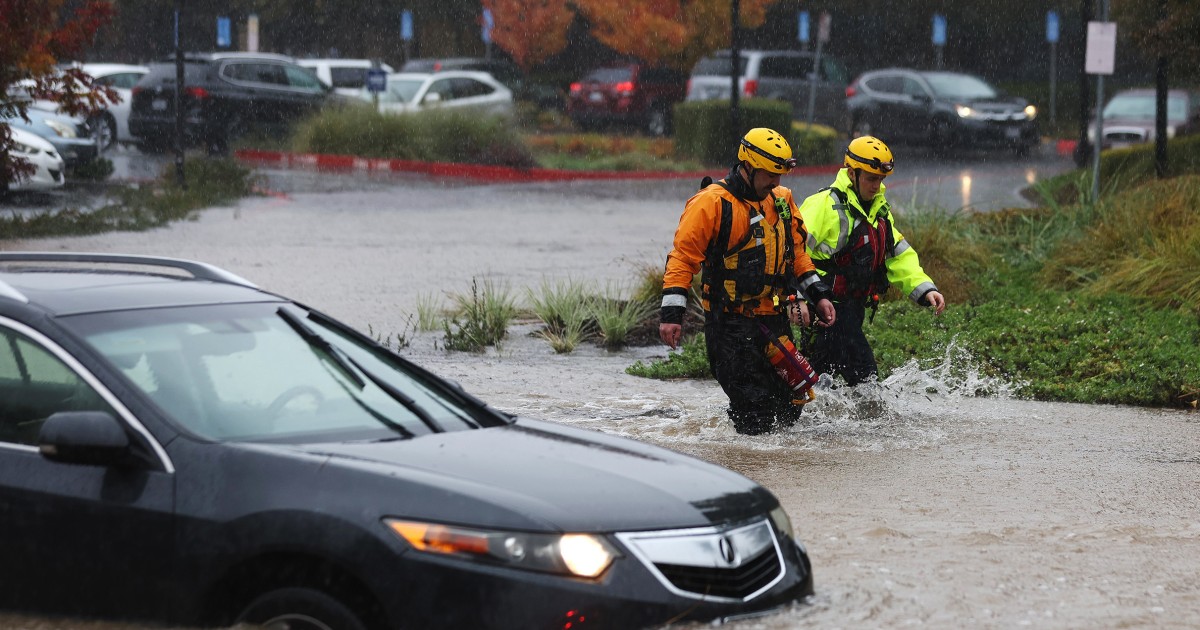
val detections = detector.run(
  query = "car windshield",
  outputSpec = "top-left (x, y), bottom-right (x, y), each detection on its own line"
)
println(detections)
top-left (1103, 93), bottom-right (1187, 121)
top-left (923, 73), bottom-right (998, 100)
top-left (62, 302), bottom-right (501, 443)
top-left (584, 67), bottom-right (633, 83)
top-left (381, 78), bottom-right (425, 103)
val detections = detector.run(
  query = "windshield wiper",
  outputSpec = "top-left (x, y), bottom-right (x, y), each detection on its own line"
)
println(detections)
top-left (278, 307), bottom-right (447, 434)
top-left (278, 307), bottom-right (365, 389)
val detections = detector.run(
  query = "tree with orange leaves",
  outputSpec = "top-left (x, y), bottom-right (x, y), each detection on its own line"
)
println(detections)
top-left (1, 0), bottom-right (114, 188)
top-left (570, 0), bottom-right (777, 71)
top-left (483, 0), bottom-right (575, 71)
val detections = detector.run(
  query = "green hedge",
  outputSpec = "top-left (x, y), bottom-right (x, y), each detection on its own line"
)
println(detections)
top-left (672, 99), bottom-right (839, 167)
top-left (673, 99), bottom-right (793, 166)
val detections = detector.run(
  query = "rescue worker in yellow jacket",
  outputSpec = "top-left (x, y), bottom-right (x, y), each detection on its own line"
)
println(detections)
top-left (797, 136), bottom-right (946, 386)
top-left (660, 128), bottom-right (836, 435)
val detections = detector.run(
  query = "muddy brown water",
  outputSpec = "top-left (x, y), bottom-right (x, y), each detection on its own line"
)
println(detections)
top-left (4, 174), bottom-right (1197, 629)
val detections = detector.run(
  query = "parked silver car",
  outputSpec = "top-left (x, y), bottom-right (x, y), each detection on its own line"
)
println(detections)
top-left (686, 49), bottom-right (849, 128)
top-left (1089, 88), bottom-right (1200, 150)
top-left (361, 70), bottom-right (514, 119)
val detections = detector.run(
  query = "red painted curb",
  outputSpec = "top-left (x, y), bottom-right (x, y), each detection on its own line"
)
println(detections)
top-left (234, 149), bottom-right (841, 183)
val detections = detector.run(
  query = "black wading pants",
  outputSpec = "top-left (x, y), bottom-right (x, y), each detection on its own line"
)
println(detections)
top-left (705, 311), bottom-right (803, 435)
top-left (807, 299), bottom-right (877, 386)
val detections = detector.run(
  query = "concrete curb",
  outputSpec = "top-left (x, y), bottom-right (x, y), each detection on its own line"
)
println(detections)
top-left (234, 149), bottom-right (841, 183)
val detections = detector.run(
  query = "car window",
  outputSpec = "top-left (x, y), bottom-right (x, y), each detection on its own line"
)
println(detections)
top-left (328, 67), bottom-right (367, 88)
top-left (923, 73), bottom-right (997, 99)
top-left (864, 75), bottom-right (902, 94)
top-left (693, 55), bottom-right (747, 76)
top-left (383, 78), bottom-right (424, 103)
top-left (284, 65), bottom-right (325, 91)
top-left (68, 303), bottom-right (484, 442)
top-left (821, 58), bottom-right (848, 84)
top-left (0, 327), bottom-right (115, 446)
top-left (426, 78), bottom-right (455, 100)
top-left (224, 62), bottom-right (287, 86)
top-left (96, 72), bottom-right (145, 89)
top-left (1104, 93), bottom-right (1187, 121)
top-left (901, 77), bottom-right (927, 97)
top-left (584, 67), bottom-right (633, 83)
top-left (759, 56), bottom-right (807, 80)
top-left (450, 78), bottom-right (494, 99)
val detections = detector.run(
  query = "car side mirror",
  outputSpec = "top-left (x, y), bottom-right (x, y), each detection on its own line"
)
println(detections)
top-left (38, 411), bottom-right (132, 467)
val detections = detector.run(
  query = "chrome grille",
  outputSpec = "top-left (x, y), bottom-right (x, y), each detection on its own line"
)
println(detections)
top-left (616, 519), bottom-right (786, 602)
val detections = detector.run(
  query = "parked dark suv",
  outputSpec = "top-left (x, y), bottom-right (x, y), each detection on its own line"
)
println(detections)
top-left (0, 251), bottom-right (814, 630)
top-left (128, 52), bottom-right (331, 153)
top-left (846, 68), bottom-right (1039, 155)
top-left (566, 64), bottom-right (687, 136)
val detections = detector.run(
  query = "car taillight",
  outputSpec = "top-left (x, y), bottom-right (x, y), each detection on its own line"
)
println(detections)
top-left (686, 78), bottom-right (692, 93)
top-left (743, 79), bottom-right (758, 97)
top-left (845, 85), bottom-right (857, 98)
top-left (569, 82), bottom-right (582, 94)
top-left (185, 87), bottom-right (209, 99)
top-left (131, 86), bottom-right (144, 96)
top-left (614, 81), bottom-right (634, 94)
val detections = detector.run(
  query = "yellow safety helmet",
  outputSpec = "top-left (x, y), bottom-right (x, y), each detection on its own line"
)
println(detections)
top-left (738, 128), bottom-right (796, 174)
top-left (844, 136), bottom-right (895, 176)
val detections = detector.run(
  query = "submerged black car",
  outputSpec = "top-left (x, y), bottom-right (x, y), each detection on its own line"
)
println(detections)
top-left (0, 252), bottom-right (812, 629)
top-left (846, 68), bottom-right (1039, 155)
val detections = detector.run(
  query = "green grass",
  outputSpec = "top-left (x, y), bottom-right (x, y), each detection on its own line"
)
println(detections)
top-left (0, 157), bottom-right (253, 240)
top-left (442, 278), bottom-right (519, 352)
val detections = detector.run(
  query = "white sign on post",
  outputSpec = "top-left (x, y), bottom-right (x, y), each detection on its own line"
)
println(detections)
top-left (1085, 21), bottom-right (1117, 75)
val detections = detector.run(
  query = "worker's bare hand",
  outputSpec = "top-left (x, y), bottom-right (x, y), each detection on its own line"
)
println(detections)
top-left (659, 323), bottom-right (683, 349)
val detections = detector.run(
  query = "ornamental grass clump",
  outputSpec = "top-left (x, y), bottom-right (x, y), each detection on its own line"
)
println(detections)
top-left (442, 278), bottom-right (518, 352)
top-left (527, 278), bottom-right (595, 354)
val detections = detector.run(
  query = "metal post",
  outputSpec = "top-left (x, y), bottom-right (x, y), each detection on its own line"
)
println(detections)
top-left (730, 0), bottom-right (741, 148)
top-left (174, 0), bottom-right (186, 189)
top-left (1049, 41), bottom-right (1057, 130)
top-left (805, 37), bottom-right (823, 128)
top-left (1154, 0), bottom-right (1168, 178)
top-left (1074, 0), bottom-right (1093, 168)
top-left (1090, 0), bottom-right (1109, 202)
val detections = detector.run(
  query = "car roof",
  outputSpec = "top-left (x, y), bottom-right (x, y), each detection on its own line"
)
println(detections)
top-left (386, 70), bottom-right (501, 82)
top-left (299, 59), bottom-right (389, 68)
top-left (80, 63), bottom-right (149, 75)
top-left (0, 253), bottom-right (277, 317)
top-left (165, 51), bottom-right (299, 64)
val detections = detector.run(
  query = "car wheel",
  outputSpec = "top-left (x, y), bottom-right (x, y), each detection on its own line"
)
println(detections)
top-left (850, 116), bottom-right (872, 139)
top-left (930, 118), bottom-right (956, 155)
top-left (236, 587), bottom-right (370, 630)
top-left (646, 107), bottom-right (669, 137)
top-left (88, 112), bottom-right (117, 152)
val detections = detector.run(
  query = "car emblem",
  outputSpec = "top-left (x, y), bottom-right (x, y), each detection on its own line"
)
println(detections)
top-left (718, 535), bottom-right (738, 566)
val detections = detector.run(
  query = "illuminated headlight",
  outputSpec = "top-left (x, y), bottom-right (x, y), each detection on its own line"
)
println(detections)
top-left (769, 505), bottom-right (794, 538)
top-left (955, 105), bottom-right (974, 118)
top-left (385, 519), bottom-right (618, 578)
top-left (1023, 105), bottom-right (1037, 120)
top-left (11, 141), bottom-right (38, 155)
top-left (44, 120), bottom-right (77, 138)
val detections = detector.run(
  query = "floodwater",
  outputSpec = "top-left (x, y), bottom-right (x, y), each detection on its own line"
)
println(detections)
top-left (3, 167), bottom-right (1197, 629)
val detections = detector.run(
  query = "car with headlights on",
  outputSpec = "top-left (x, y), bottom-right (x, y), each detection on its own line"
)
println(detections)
top-left (846, 68), bottom-right (1039, 155)
top-left (0, 252), bottom-right (813, 630)
top-left (2, 127), bottom-right (66, 192)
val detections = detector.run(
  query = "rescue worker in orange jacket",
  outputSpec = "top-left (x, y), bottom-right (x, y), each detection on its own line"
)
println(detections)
top-left (660, 128), bottom-right (836, 435)
top-left (797, 136), bottom-right (946, 386)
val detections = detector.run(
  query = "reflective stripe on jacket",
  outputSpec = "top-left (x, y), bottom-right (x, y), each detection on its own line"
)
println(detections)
top-left (663, 180), bottom-right (822, 316)
top-left (798, 168), bottom-right (937, 303)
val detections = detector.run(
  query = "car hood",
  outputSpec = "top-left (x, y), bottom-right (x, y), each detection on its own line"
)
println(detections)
top-left (953, 95), bottom-right (1028, 112)
top-left (295, 418), bottom-right (776, 533)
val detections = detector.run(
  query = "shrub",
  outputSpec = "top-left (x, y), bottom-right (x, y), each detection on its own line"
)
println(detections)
top-left (673, 99), bottom-right (793, 166)
top-left (290, 104), bottom-right (537, 168)
top-left (788, 122), bottom-right (840, 166)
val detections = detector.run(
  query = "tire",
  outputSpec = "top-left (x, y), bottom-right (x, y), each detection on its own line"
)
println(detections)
top-left (88, 113), bottom-right (117, 152)
top-left (236, 587), bottom-right (370, 630)
top-left (849, 116), bottom-right (872, 139)
top-left (645, 107), bottom-right (669, 137)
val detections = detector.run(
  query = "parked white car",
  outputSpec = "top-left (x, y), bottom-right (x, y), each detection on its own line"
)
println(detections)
top-left (297, 58), bottom-right (394, 97)
top-left (361, 70), bottom-right (514, 118)
top-left (79, 63), bottom-right (149, 150)
top-left (5, 127), bottom-right (66, 191)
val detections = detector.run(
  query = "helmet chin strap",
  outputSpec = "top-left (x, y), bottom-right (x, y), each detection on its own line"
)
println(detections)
top-left (738, 162), bottom-right (769, 202)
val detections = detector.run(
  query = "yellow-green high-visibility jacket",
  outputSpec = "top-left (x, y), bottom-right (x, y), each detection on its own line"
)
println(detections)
top-left (797, 168), bottom-right (938, 304)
